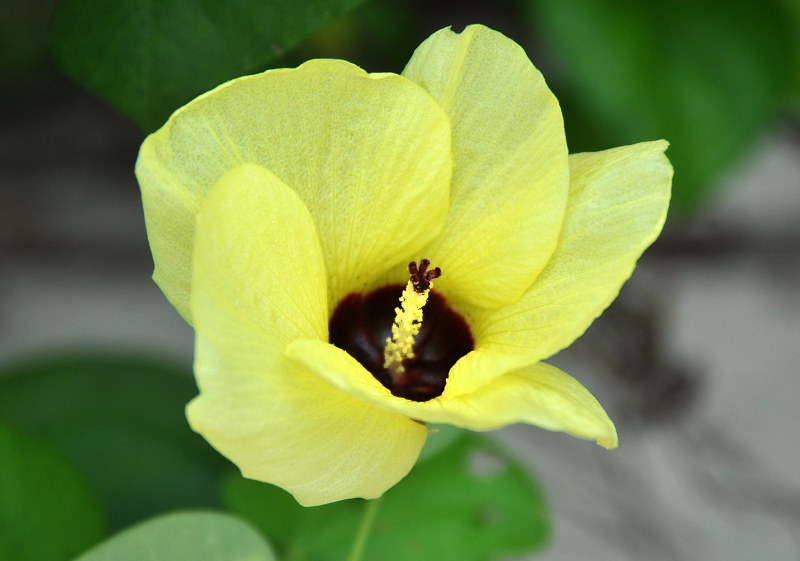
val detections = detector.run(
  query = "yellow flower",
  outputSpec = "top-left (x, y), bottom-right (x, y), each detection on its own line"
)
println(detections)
top-left (135, 25), bottom-right (672, 506)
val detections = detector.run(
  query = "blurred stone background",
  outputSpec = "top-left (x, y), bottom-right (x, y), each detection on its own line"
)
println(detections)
top-left (1, 1), bottom-right (799, 559)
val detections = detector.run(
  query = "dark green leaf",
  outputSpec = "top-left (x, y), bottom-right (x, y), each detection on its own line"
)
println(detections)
top-left (780, 0), bottom-right (800, 109)
top-left (0, 0), bottom-right (57, 93)
top-left (223, 434), bottom-right (548, 561)
top-left (527, 0), bottom-right (794, 210)
top-left (49, 0), bottom-right (367, 133)
top-left (0, 353), bottom-right (228, 531)
top-left (0, 423), bottom-right (104, 561)
top-left (288, 0), bottom-right (427, 74)
top-left (73, 511), bottom-right (275, 561)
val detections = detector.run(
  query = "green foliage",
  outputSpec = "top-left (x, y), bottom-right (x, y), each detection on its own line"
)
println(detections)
top-left (0, 353), bottom-right (228, 531)
top-left (223, 434), bottom-right (549, 561)
top-left (72, 511), bottom-right (275, 561)
top-left (527, 0), bottom-right (795, 211)
top-left (0, 423), bottom-right (104, 561)
top-left (416, 423), bottom-right (465, 462)
top-left (780, 0), bottom-right (800, 110)
top-left (289, 0), bottom-right (426, 73)
top-left (0, 0), bottom-right (57, 92)
top-left (49, 0), bottom-right (367, 133)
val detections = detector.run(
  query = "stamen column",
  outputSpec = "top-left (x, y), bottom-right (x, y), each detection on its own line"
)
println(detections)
top-left (382, 260), bottom-right (441, 382)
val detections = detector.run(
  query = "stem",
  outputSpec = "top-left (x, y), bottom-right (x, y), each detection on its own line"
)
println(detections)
top-left (345, 498), bottom-right (382, 561)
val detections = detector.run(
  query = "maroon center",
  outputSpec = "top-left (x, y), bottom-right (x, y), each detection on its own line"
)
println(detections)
top-left (329, 284), bottom-right (474, 402)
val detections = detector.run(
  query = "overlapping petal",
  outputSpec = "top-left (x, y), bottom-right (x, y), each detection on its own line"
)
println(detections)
top-left (187, 164), bottom-right (427, 505)
top-left (470, 141), bottom-right (672, 361)
top-left (189, 337), bottom-right (427, 505)
top-left (402, 25), bottom-right (569, 308)
top-left (286, 339), bottom-right (615, 447)
top-left (449, 361), bottom-right (617, 447)
top-left (136, 59), bottom-right (452, 321)
top-left (192, 164), bottom-right (328, 344)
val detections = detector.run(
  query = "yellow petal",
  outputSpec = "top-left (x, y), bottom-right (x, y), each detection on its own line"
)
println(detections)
top-left (472, 141), bottom-right (672, 361)
top-left (189, 165), bottom-right (427, 505)
top-left (403, 25), bottom-right (569, 307)
top-left (188, 337), bottom-right (427, 506)
top-left (286, 339), bottom-right (615, 448)
top-left (445, 361), bottom-right (617, 448)
top-left (284, 341), bottom-right (521, 421)
top-left (193, 163), bottom-right (328, 345)
top-left (136, 59), bottom-right (452, 321)
top-left (441, 348), bottom-right (536, 396)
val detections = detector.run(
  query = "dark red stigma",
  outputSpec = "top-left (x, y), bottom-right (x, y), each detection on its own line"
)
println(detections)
top-left (408, 259), bottom-right (441, 293)
top-left (328, 284), bottom-right (474, 402)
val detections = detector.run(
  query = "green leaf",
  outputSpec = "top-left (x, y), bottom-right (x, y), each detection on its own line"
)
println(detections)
top-left (0, 0), bottom-right (58, 92)
top-left (288, 0), bottom-right (427, 74)
top-left (49, 0), bottom-right (367, 133)
top-left (73, 511), bottom-right (276, 561)
top-left (0, 423), bottom-right (104, 561)
top-left (0, 353), bottom-right (228, 531)
top-left (416, 423), bottom-right (465, 463)
top-left (780, 0), bottom-right (800, 110)
top-left (223, 434), bottom-right (548, 561)
top-left (527, 0), bottom-right (794, 211)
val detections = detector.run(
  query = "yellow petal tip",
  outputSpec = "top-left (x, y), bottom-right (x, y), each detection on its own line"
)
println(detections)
top-left (597, 432), bottom-right (619, 450)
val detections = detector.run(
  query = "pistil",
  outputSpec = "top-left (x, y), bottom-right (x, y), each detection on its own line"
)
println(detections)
top-left (382, 260), bottom-right (441, 382)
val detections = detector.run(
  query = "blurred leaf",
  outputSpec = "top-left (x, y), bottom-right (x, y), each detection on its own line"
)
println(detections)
top-left (780, 0), bottom-right (800, 109)
top-left (49, 0), bottom-right (367, 133)
top-left (293, 0), bottom-right (425, 73)
top-left (0, 353), bottom-right (228, 531)
top-left (527, 0), bottom-right (793, 211)
top-left (0, 423), bottom-right (104, 561)
top-left (0, 0), bottom-right (57, 92)
top-left (73, 511), bottom-right (275, 561)
top-left (416, 423), bottom-right (465, 462)
top-left (223, 434), bottom-right (548, 561)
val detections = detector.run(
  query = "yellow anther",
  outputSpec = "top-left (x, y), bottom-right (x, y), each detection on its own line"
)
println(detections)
top-left (383, 279), bottom-right (433, 381)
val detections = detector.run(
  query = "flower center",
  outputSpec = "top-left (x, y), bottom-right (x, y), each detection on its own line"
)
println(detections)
top-left (328, 261), bottom-right (474, 402)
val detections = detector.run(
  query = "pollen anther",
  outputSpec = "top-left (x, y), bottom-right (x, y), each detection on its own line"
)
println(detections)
top-left (383, 260), bottom-right (441, 382)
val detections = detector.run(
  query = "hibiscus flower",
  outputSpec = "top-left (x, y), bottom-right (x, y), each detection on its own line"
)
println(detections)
top-left (135, 24), bottom-right (672, 505)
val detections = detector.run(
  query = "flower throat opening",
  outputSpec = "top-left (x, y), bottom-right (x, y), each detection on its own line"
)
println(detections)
top-left (329, 261), bottom-right (474, 402)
